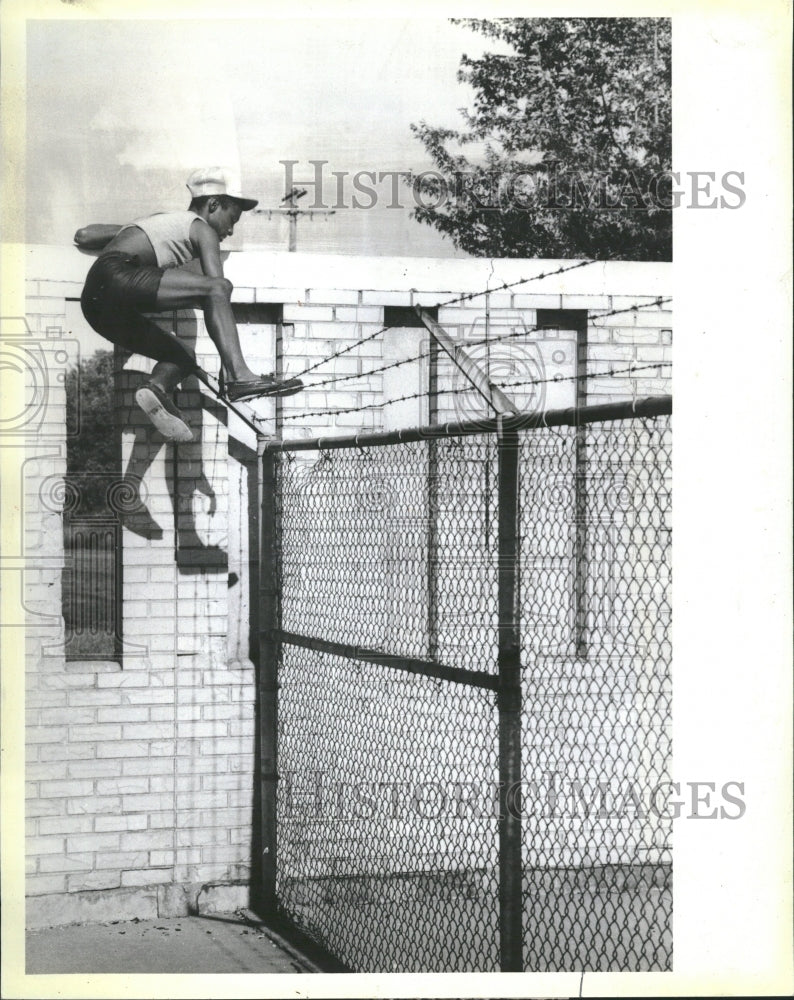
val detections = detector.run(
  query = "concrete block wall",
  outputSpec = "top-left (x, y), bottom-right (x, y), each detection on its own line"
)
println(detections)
top-left (21, 246), bottom-right (671, 926)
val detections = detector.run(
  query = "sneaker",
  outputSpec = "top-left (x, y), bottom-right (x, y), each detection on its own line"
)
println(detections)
top-left (134, 382), bottom-right (194, 442)
top-left (224, 375), bottom-right (304, 402)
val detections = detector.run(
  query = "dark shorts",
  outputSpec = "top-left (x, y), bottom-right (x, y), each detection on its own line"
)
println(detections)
top-left (81, 253), bottom-right (198, 372)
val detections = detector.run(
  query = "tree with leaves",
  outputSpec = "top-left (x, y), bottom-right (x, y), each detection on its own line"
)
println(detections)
top-left (410, 18), bottom-right (671, 260)
top-left (65, 350), bottom-right (118, 513)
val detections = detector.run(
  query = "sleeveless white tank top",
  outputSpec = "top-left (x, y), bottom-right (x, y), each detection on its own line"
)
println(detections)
top-left (118, 211), bottom-right (209, 268)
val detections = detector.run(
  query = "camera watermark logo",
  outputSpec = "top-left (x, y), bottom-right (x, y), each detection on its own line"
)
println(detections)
top-left (0, 319), bottom-right (79, 438)
top-left (451, 339), bottom-right (545, 424)
top-left (1, 319), bottom-right (53, 437)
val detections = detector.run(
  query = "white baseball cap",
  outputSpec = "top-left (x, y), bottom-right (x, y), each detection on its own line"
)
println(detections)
top-left (186, 167), bottom-right (258, 210)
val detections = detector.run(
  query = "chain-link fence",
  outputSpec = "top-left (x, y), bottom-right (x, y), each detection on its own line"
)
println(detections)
top-left (258, 396), bottom-right (672, 972)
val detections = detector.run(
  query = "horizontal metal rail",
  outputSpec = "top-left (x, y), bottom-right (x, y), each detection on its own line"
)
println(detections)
top-left (265, 395), bottom-right (672, 453)
top-left (274, 630), bottom-right (499, 691)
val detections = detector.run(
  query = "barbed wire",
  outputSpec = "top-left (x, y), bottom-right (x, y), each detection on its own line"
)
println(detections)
top-left (496, 360), bottom-right (671, 391)
top-left (293, 323), bottom-right (392, 380)
top-left (299, 295), bottom-right (673, 393)
top-left (303, 348), bottom-right (428, 392)
top-left (282, 361), bottom-right (672, 422)
top-left (438, 295), bottom-right (672, 352)
top-left (590, 296), bottom-right (671, 325)
top-left (291, 259), bottom-right (598, 381)
top-left (431, 258), bottom-right (597, 308)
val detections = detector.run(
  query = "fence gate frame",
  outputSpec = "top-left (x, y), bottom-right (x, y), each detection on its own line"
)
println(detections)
top-left (254, 394), bottom-right (672, 972)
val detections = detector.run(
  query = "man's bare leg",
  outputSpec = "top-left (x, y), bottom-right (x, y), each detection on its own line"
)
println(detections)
top-left (150, 361), bottom-right (184, 394)
top-left (154, 268), bottom-right (258, 382)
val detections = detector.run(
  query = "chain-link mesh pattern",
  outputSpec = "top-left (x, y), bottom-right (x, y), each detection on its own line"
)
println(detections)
top-left (431, 436), bottom-right (499, 674)
top-left (274, 438), bottom-right (501, 971)
top-left (279, 443), bottom-right (431, 659)
top-left (268, 409), bottom-right (671, 972)
top-left (276, 649), bottom-right (499, 971)
top-left (519, 415), bottom-right (672, 970)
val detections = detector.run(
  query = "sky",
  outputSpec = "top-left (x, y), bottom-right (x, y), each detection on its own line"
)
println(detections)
top-left (25, 18), bottom-right (512, 257)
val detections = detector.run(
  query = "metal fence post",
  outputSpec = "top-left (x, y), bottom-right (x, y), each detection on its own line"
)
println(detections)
top-left (427, 337), bottom-right (439, 661)
top-left (258, 442), bottom-right (279, 909)
top-left (574, 317), bottom-right (589, 658)
top-left (497, 422), bottom-right (523, 971)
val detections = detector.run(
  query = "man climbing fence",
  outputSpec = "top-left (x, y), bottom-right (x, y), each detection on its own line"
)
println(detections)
top-left (76, 167), bottom-right (302, 442)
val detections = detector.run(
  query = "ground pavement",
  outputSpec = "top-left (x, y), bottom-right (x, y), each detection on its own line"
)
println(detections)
top-left (25, 910), bottom-right (317, 975)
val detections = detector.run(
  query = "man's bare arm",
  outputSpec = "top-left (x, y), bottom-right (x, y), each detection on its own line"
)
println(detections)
top-left (191, 219), bottom-right (224, 278)
top-left (74, 224), bottom-right (123, 250)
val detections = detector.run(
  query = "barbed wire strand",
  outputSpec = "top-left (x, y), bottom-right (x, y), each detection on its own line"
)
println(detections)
top-left (300, 296), bottom-right (673, 393)
top-left (293, 323), bottom-right (392, 380)
top-left (291, 259), bottom-right (600, 381)
top-left (282, 361), bottom-right (672, 422)
top-left (497, 360), bottom-right (671, 391)
top-left (432, 258), bottom-right (597, 309)
top-left (590, 296), bottom-right (671, 325)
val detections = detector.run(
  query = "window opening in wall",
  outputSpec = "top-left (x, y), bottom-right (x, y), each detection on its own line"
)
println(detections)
top-left (383, 305), bottom-right (438, 328)
top-left (230, 302), bottom-right (283, 433)
top-left (62, 302), bottom-right (123, 661)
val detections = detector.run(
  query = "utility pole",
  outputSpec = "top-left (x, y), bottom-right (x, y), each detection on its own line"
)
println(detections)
top-left (254, 187), bottom-right (335, 252)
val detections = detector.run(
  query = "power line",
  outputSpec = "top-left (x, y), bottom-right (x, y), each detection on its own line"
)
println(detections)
top-left (254, 186), bottom-right (335, 252)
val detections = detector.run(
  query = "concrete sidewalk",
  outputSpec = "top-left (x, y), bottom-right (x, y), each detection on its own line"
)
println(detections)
top-left (26, 911), bottom-right (317, 975)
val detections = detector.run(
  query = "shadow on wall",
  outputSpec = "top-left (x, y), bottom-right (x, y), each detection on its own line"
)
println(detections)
top-left (116, 315), bottom-right (228, 574)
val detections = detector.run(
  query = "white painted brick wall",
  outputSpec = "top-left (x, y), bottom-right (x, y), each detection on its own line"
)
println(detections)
top-left (21, 272), bottom-right (259, 919)
top-left (22, 244), bottom-right (671, 924)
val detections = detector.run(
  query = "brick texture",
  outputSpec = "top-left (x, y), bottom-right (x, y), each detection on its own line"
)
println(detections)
top-left (23, 247), bottom-right (671, 923)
